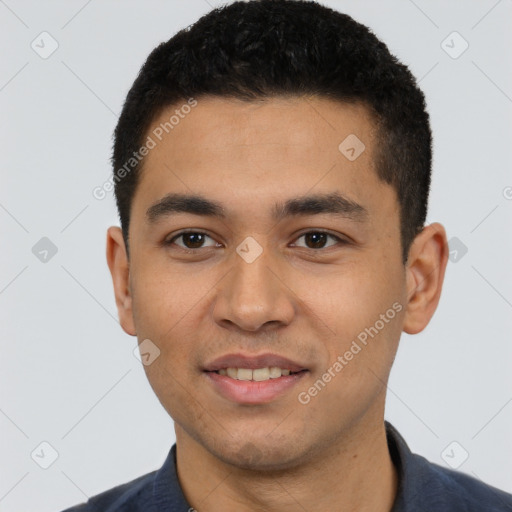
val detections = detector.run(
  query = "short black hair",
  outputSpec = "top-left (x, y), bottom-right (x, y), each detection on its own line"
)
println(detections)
top-left (113, 0), bottom-right (432, 264)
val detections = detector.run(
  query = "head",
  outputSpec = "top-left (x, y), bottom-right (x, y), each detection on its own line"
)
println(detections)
top-left (107, 0), bottom-right (448, 470)
top-left (113, 0), bottom-right (432, 265)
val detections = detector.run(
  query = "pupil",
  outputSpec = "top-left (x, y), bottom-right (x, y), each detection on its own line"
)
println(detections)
top-left (305, 233), bottom-right (327, 248)
top-left (183, 233), bottom-right (204, 248)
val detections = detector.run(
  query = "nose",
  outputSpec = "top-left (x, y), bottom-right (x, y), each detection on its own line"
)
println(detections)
top-left (213, 246), bottom-right (296, 333)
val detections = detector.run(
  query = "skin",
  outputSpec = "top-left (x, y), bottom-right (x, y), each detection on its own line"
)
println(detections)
top-left (106, 96), bottom-right (448, 512)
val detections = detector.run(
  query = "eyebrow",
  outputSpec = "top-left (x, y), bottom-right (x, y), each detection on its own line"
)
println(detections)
top-left (145, 192), bottom-right (368, 223)
top-left (146, 194), bottom-right (225, 223)
top-left (273, 192), bottom-right (368, 222)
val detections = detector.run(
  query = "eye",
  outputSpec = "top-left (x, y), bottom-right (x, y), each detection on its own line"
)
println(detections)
top-left (291, 231), bottom-right (344, 249)
top-left (167, 231), bottom-right (220, 250)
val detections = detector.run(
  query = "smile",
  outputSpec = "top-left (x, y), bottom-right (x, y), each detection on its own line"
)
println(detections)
top-left (204, 368), bottom-right (308, 404)
top-left (215, 367), bottom-right (301, 381)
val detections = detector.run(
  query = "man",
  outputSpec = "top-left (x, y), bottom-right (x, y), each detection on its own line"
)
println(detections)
top-left (62, 0), bottom-right (512, 510)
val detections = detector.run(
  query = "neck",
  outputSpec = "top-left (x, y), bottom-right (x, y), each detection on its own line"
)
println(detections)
top-left (175, 418), bottom-right (398, 512)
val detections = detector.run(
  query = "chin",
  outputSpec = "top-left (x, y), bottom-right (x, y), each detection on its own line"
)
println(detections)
top-left (207, 434), bottom-right (310, 472)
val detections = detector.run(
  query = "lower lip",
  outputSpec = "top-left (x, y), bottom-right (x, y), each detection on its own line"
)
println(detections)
top-left (204, 371), bottom-right (308, 404)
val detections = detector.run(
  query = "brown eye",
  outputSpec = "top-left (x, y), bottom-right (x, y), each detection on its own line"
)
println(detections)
top-left (181, 233), bottom-right (206, 248)
top-left (305, 232), bottom-right (327, 248)
top-left (169, 232), bottom-right (218, 249)
top-left (293, 231), bottom-right (342, 249)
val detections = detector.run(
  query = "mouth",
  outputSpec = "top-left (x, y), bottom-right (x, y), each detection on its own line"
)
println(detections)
top-left (203, 353), bottom-right (309, 404)
top-left (211, 366), bottom-right (306, 381)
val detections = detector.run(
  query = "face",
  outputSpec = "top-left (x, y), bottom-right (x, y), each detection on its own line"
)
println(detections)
top-left (107, 96), bottom-right (442, 470)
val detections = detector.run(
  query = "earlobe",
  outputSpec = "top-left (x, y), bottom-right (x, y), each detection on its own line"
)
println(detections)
top-left (402, 223), bottom-right (449, 335)
top-left (106, 226), bottom-right (137, 336)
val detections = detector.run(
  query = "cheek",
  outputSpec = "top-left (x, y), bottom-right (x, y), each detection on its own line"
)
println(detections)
top-left (143, 358), bottom-right (211, 434)
top-left (130, 258), bottom-right (226, 384)
top-left (293, 257), bottom-right (404, 389)
top-left (131, 266), bottom-right (210, 422)
top-left (295, 259), bottom-right (401, 337)
top-left (130, 257), bottom-right (212, 339)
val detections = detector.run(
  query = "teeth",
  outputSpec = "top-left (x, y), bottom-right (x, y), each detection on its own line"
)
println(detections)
top-left (237, 368), bottom-right (253, 381)
top-left (219, 367), bottom-right (297, 381)
top-left (226, 367), bottom-right (238, 379)
top-left (269, 366), bottom-right (282, 378)
top-left (253, 368), bottom-right (270, 381)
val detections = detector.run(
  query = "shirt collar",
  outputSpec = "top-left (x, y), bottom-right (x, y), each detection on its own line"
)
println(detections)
top-left (385, 420), bottom-right (436, 511)
top-left (151, 443), bottom-right (190, 511)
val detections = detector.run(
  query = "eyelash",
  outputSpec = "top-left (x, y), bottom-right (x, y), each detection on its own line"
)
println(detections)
top-left (165, 231), bottom-right (221, 253)
top-left (165, 230), bottom-right (347, 253)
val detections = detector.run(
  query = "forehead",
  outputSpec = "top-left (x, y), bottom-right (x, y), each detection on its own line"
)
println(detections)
top-left (132, 96), bottom-right (395, 224)
top-left (145, 95), bottom-right (377, 164)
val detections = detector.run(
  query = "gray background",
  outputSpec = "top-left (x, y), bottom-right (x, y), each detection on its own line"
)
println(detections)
top-left (1, 1), bottom-right (511, 510)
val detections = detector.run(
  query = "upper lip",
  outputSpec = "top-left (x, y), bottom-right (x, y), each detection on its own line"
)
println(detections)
top-left (203, 353), bottom-right (307, 373)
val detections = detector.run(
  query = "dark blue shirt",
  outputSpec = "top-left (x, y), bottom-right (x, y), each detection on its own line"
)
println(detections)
top-left (61, 421), bottom-right (512, 511)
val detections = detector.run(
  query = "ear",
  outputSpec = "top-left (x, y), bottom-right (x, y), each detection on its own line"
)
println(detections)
top-left (106, 226), bottom-right (136, 336)
top-left (403, 222), bottom-right (449, 335)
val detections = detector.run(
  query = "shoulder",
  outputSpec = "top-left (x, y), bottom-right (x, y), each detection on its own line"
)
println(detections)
top-left (385, 422), bottom-right (512, 511)
top-left (58, 444), bottom-right (190, 512)
top-left (59, 470), bottom-right (157, 512)
top-left (415, 454), bottom-right (512, 511)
